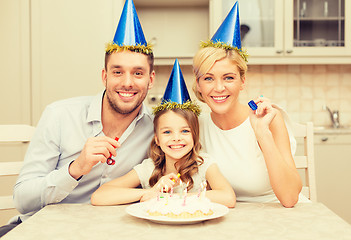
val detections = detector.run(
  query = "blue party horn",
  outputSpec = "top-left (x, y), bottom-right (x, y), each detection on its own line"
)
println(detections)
top-left (248, 100), bottom-right (258, 110)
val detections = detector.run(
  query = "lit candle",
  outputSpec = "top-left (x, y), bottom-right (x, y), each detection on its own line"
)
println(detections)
top-left (202, 181), bottom-right (207, 199)
top-left (179, 179), bottom-right (183, 198)
top-left (165, 185), bottom-right (169, 205)
top-left (182, 187), bottom-right (187, 206)
top-left (160, 186), bottom-right (164, 199)
top-left (197, 182), bottom-right (203, 198)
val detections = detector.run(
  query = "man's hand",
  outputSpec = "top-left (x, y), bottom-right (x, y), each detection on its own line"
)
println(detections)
top-left (69, 136), bottom-right (120, 179)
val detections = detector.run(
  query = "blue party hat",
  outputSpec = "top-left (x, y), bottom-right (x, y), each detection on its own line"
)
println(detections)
top-left (162, 59), bottom-right (190, 105)
top-left (212, 1), bottom-right (241, 49)
top-left (106, 0), bottom-right (152, 55)
top-left (153, 59), bottom-right (201, 116)
top-left (200, 1), bottom-right (248, 62)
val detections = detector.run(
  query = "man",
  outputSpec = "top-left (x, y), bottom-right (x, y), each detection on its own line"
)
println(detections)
top-left (0, 0), bottom-right (154, 236)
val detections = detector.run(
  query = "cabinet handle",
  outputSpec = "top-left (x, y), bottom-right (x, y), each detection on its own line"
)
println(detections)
top-left (276, 50), bottom-right (283, 54)
top-left (321, 137), bottom-right (329, 142)
top-left (286, 50), bottom-right (293, 54)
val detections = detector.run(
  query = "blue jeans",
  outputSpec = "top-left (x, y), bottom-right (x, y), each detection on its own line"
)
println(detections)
top-left (0, 217), bottom-right (21, 238)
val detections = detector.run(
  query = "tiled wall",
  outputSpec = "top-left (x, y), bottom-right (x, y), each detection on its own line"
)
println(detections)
top-left (149, 64), bottom-right (351, 127)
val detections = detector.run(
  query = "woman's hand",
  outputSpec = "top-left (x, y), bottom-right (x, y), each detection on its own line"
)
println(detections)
top-left (249, 96), bottom-right (278, 135)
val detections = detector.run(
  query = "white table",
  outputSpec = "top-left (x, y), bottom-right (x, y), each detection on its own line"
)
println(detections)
top-left (3, 202), bottom-right (351, 240)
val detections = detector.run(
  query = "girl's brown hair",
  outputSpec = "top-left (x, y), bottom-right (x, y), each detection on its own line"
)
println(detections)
top-left (149, 108), bottom-right (203, 191)
top-left (192, 47), bottom-right (248, 102)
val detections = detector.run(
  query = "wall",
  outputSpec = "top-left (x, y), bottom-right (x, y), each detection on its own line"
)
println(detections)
top-left (149, 64), bottom-right (351, 128)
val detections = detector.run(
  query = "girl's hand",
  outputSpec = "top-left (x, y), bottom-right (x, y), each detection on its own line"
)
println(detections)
top-left (249, 96), bottom-right (278, 134)
top-left (140, 189), bottom-right (159, 202)
top-left (153, 173), bottom-right (179, 192)
top-left (140, 173), bottom-right (179, 202)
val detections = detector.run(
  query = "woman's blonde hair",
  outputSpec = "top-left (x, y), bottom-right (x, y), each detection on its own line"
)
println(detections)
top-left (192, 47), bottom-right (248, 102)
top-left (149, 108), bottom-right (203, 191)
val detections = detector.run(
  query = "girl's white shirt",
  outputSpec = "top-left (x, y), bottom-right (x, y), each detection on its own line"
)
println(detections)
top-left (133, 153), bottom-right (215, 193)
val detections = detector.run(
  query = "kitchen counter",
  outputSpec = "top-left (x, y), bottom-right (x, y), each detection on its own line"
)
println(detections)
top-left (314, 126), bottom-right (351, 135)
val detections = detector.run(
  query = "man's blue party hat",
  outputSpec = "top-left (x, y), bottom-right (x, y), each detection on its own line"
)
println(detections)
top-left (200, 1), bottom-right (248, 62)
top-left (106, 0), bottom-right (152, 55)
top-left (153, 59), bottom-right (200, 116)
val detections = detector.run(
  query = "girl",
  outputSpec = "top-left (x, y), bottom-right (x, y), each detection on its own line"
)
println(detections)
top-left (91, 61), bottom-right (236, 208)
top-left (91, 107), bottom-right (235, 207)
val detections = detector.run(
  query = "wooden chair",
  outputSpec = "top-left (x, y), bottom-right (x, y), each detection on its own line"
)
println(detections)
top-left (0, 125), bottom-right (35, 211)
top-left (291, 121), bottom-right (317, 202)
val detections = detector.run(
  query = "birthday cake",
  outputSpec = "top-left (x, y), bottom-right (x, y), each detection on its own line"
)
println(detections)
top-left (145, 195), bottom-right (214, 218)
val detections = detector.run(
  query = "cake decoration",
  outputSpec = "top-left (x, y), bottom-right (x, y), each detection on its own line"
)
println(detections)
top-left (145, 180), bottom-right (214, 218)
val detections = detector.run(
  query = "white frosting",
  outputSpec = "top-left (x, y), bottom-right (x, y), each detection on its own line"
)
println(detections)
top-left (145, 195), bottom-right (213, 215)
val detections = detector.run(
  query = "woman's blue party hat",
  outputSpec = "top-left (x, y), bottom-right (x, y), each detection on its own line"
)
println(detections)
top-left (106, 0), bottom-right (152, 55)
top-left (211, 1), bottom-right (241, 50)
top-left (200, 1), bottom-right (248, 62)
top-left (153, 59), bottom-right (201, 116)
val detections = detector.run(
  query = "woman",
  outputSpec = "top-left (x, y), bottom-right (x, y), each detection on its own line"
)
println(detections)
top-left (192, 46), bottom-right (302, 208)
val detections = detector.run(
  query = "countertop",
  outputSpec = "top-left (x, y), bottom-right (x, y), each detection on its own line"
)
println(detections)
top-left (314, 126), bottom-right (351, 135)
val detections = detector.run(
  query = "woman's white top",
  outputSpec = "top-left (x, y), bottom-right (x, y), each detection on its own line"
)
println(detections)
top-left (199, 112), bottom-right (304, 203)
top-left (133, 153), bottom-right (215, 193)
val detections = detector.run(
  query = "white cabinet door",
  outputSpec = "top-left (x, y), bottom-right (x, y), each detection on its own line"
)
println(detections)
top-left (314, 134), bottom-right (351, 224)
top-left (0, 0), bottom-right (31, 124)
top-left (30, 0), bottom-right (123, 124)
top-left (135, 0), bottom-right (210, 65)
top-left (285, 0), bottom-right (351, 57)
top-left (212, 0), bottom-right (351, 64)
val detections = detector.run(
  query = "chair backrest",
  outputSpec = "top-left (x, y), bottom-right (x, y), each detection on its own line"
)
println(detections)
top-left (0, 125), bottom-right (36, 210)
top-left (291, 121), bottom-right (317, 202)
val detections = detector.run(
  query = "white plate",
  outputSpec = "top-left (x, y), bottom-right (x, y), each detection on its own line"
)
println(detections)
top-left (126, 201), bottom-right (229, 225)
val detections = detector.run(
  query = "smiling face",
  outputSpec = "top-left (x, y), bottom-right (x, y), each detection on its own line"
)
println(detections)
top-left (196, 57), bottom-right (245, 115)
top-left (154, 111), bottom-right (194, 163)
top-left (102, 50), bottom-right (155, 115)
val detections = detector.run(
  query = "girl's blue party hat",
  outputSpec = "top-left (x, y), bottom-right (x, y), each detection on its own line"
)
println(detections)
top-left (153, 59), bottom-right (200, 116)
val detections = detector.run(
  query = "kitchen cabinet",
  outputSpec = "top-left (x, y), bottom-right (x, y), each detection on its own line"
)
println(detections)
top-left (213, 0), bottom-right (351, 64)
top-left (0, 0), bottom-right (31, 226)
top-left (0, 0), bottom-right (31, 125)
top-left (314, 132), bottom-right (351, 224)
top-left (2, 0), bottom-right (351, 125)
top-left (134, 0), bottom-right (210, 66)
top-left (30, 0), bottom-right (120, 124)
